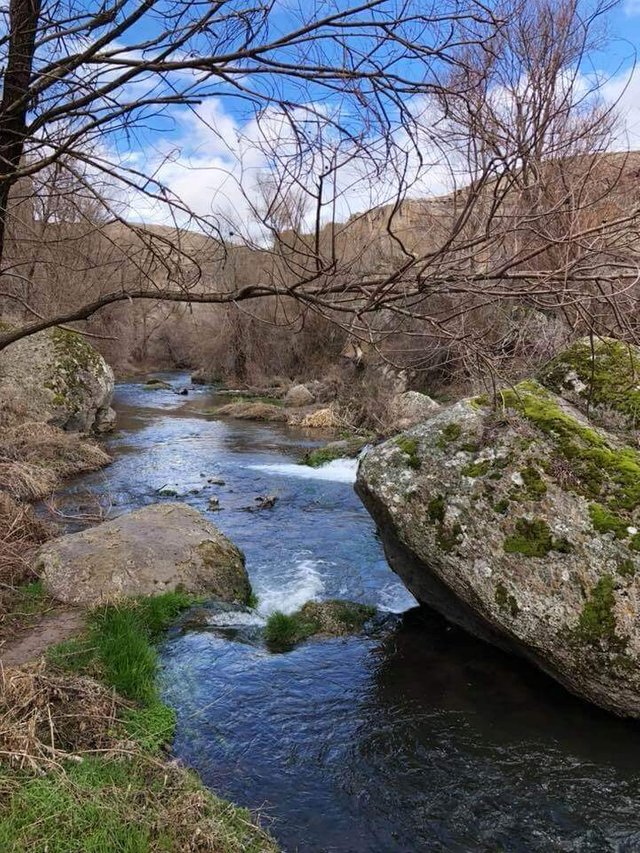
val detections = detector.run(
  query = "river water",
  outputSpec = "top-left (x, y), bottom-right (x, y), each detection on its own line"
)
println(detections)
top-left (58, 375), bottom-right (640, 852)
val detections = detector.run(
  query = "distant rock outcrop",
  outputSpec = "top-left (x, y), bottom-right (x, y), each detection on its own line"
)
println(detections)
top-left (388, 390), bottom-right (440, 430)
top-left (357, 339), bottom-right (640, 718)
top-left (0, 327), bottom-right (115, 433)
top-left (37, 503), bottom-right (251, 607)
top-left (284, 383), bottom-right (315, 407)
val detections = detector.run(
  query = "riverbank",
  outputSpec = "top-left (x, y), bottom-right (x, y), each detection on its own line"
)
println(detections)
top-left (1, 592), bottom-right (278, 850)
top-left (0, 394), bottom-right (279, 850)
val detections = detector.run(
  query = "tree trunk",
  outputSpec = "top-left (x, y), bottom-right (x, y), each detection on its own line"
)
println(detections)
top-left (0, 0), bottom-right (42, 267)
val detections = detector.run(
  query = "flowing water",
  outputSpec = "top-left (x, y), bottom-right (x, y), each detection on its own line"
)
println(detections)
top-left (58, 375), bottom-right (640, 852)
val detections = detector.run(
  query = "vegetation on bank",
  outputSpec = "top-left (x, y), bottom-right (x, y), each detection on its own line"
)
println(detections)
top-left (0, 592), bottom-right (279, 851)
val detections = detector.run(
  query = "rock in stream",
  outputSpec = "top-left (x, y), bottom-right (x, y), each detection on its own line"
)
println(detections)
top-left (357, 338), bottom-right (640, 718)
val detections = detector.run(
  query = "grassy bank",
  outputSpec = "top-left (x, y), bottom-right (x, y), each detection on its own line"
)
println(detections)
top-left (0, 592), bottom-right (279, 851)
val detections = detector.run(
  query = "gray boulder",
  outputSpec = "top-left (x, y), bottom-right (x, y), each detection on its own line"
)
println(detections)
top-left (0, 327), bottom-right (115, 433)
top-left (356, 374), bottom-right (640, 718)
top-left (285, 384), bottom-right (315, 407)
top-left (37, 503), bottom-right (251, 607)
top-left (388, 390), bottom-right (440, 430)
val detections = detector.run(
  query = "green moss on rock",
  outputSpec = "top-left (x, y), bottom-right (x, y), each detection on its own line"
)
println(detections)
top-left (617, 559), bottom-right (637, 578)
top-left (427, 495), bottom-right (446, 523)
top-left (495, 582), bottom-right (519, 617)
top-left (437, 422), bottom-right (462, 448)
top-left (539, 338), bottom-right (640, 429)
top-left (494, 382), bottom-right (640, 527)
top-left (395, 436), bottom-right (421, 470)
top-left (576, 574), bottom-right (623, 649)
top-left (519, 465), bottom-right (547, 500)
top-left (503, 517), bottom-right (571, 558)
top-left (461, 459), bottom-right (491, 478)
top-left (588, 503), bottom-right (628, 538)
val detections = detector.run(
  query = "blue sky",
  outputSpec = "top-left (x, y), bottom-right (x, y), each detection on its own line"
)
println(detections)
top-left (97, 1), bottom-right (640, 228)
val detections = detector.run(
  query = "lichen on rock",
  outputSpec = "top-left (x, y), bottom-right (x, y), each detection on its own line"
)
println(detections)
top-left (0, 327), bottom-right (115, 433)
top-left (356, 346), bottom-right (640, 718)
top-left (37, 503), bottom-right (251, 607)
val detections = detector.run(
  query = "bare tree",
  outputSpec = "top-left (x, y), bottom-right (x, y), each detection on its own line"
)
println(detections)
top-left (0, 0), bottom-right (636, 382)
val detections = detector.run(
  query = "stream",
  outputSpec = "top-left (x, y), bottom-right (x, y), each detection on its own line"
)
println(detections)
top-left (57, 374), bottom-right (640, 853)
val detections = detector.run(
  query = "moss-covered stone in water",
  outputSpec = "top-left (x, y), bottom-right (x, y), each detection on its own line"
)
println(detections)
top-left (539, 338), bottom-right (640, 428)
top-left (495, 582), bottom-right (519, 617)
top-left (503, 517), bottom-right (572, 558)
top-left (303, 437), bottom-right (367, 468)
top-left (264, 600), bottom-right (375, 649)
top-left (427, 495), bottom-right (446, 523)
top-left (395, 436), bottom-right (421, 470)
top-left (588, 503), bottom-right (628, 538)
top-left (461, 459), bottom-right (491, 478)
top-left (576, 574), bottom-right (624, 649)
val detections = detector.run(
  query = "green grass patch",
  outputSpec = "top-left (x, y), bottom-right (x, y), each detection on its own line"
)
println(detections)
top-left (49, 590), bottom-right (196, 703)
top-left (0, 755), bottom-right (277, 852)
top-left (3, 590), bottom-right (278, 851)
top-left (264, 611), bottom-right (317, 648)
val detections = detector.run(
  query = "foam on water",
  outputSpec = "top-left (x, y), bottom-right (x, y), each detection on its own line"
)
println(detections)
top-left (206, 610), bottom-right (266, 628)
top-left (257, 558), bottom-right (325, 615)
top-left (248, 457), bottom-right (358, 484)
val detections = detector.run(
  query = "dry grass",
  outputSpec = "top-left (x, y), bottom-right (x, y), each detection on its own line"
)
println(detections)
top-left (0, 661), bottom-right (119, 772)
top-left (0, 420), bottom-right (110, 501)
top-left (215, 401), bottom-right (289, 422)
top-left (0, 410), bottom-right (111, 645)
top-left (0, 494), bottom-right (50, 587)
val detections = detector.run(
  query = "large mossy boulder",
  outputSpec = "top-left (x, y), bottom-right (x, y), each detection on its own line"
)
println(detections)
top-left (356, 365), bottom-right (640, 718)
top-left (37, 503), bottom-right (251, 607)
top-left (0, 327), bottom-right (115, 433)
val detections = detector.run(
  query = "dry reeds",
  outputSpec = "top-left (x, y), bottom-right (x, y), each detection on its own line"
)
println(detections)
top-left (0, 661), bottom-right (119, 772)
